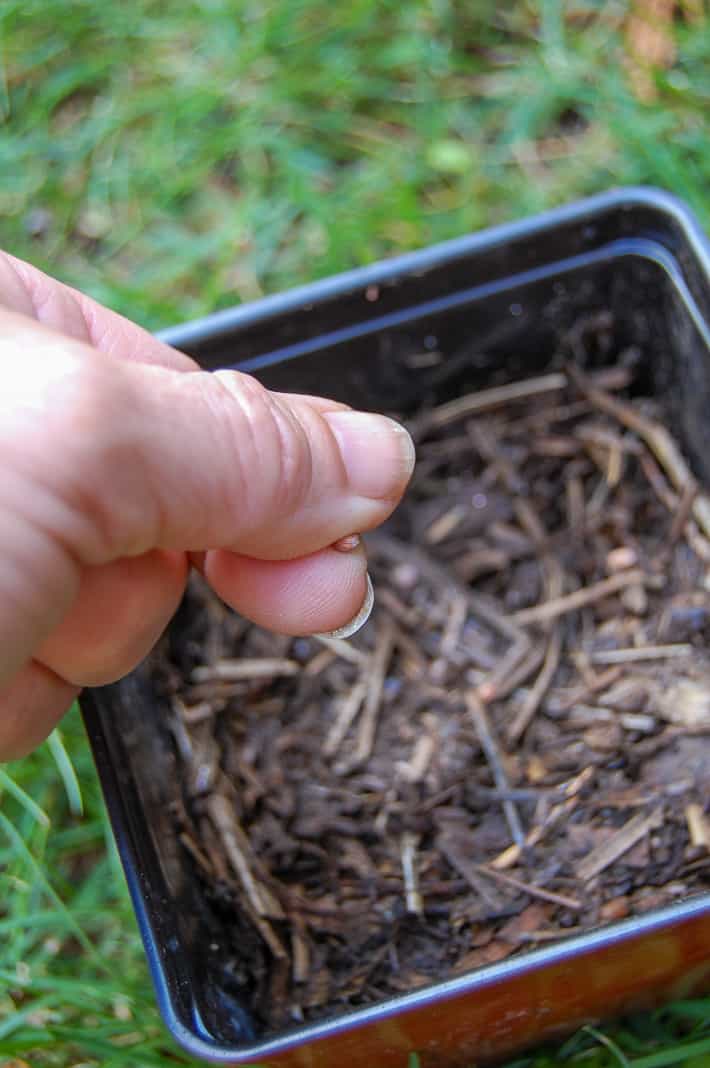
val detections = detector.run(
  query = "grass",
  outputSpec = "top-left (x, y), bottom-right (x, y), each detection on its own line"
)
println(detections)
top-left (0, 1), bottom-right (709, 1065)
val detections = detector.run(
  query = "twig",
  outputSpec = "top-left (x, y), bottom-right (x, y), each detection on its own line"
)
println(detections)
top-left (508, 629), bottom-right (563, 744)
top-left (589, 644), bottom-right (694, 665)
top-left (396, 732), bottom-right (437, 784)
top-left (640, 450), bottom-right (678, 512)
top-left (179, 831), bottom-right (214, 876)
top-left (179, 700), bottom-right (216, 725)
top-left (468, 419), bottom-right (524, 493)
top-left (506, 521), bottom-right (564, 742)
top-left (401, 833), bottom-right (424, 916)
top-left (425, 505), bottom-right (466, 544)
top-left (324, 678), bottom-right (368, 758)
top-left (491, 768), bottom-right (594, 870)
top-left (685, 804), bottom-right (710, 850)
top-left (440, 592), bottom-right (468, 658)
top-left (475, 863), bottom-right (582, 911)
top-left (577, 807), bottom-right (664, 882)
top-left (566, 475), bottom-right (586, 533)
top-left (437, 835), bottom-right (503, 910)
top-left (304, 648), bottom-right (336, 676)
top-left (488, 641), bottom-right (546, 701)
top-left (291, 921), bottom-right (310, 984)
top-left (314, 635), bottom-right (370, 665)
top-left (568, 363), bottom-right (710, 540)
top-left (369, 533), bottom-right (531, 701)
top-left (413, 373), bottom-right (567, 435)
top-left (513, 569), bottom-right (647, 626)
top-left (467, 693), bottom-right (525, 849)
top-left (192, 658), bottom-right (300, 682)
top-left (207, 794), bottom-right (284, 920)
top-left (352, 616), bottom-right (396, 766)
top-left (669, 480), bottom-right (699, 547)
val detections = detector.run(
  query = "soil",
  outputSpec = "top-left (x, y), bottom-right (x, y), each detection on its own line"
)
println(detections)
top-left (156, 354), bottom-right (710, 1036)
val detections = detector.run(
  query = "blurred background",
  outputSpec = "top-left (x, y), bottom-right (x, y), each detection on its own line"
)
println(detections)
top-left (0, 2), bottom-right (708, 1066)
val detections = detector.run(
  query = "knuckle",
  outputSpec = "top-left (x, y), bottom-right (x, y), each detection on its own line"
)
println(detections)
top-left (210, 371), bottom-right (312, 525)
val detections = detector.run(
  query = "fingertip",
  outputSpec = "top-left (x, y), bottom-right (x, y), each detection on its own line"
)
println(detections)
top-left (204, 545), bottom-right (369, 636)
top-left (0, 661), bottom-right (78, 761)
top-left (314, 573), bottom-right (374, 639)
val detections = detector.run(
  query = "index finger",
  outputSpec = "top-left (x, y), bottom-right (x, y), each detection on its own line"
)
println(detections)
top-left (0, 251), bottom-right (197, 372)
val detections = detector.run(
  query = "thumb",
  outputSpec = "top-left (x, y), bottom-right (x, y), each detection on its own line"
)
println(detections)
top-left (0, 308), bottom-right (414, 676)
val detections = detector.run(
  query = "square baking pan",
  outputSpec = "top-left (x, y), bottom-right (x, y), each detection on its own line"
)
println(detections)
top-left (81, 187), bottom-right (710, 1067)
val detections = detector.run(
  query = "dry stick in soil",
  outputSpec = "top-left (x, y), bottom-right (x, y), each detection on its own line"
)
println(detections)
top-left (512, 568), bottom-right (648, 627)
top-left (491, 768), bottom-right (595, 871)
top-left (401, 833), bottom-right (424, 916)
top-left (467, 693), bottom-right (525, 849)
top-left (567, 363), bottom-right (710, 539)
top-left (349, 615), bottom-right (396, 769)
top-left (577, 807), bottom-right (665, 883)
top-left (686, 804), bottom-right (710, 850)
top-left (507, 503), bottom-right (565, 743)
top-left (414, 364), bottom-right (635, 438)
top-left (437, 835), bottom-right (505, 911)
top-left (552, 665), bottom-right (624, 714)
top-left (207, 793), bottom-right (284, 920)
top-left (590, 645), bottom-right (694, 665)
top-left (475, 863), bottom-right (582, 912)
top-left (315, 635), bottom-right (369, 666)
top-left (206, 793), bottom-right (287, 962)
top-left (508, 629), bottom-right (563, 745)
top-left (369, 533), bottom-right (532, 702)
top-left (192, 658), bottom-right (300, 682)
top-left (324, 677), bottom-right (368, 758)
top-left (412, 372), bottom-right (568, 436)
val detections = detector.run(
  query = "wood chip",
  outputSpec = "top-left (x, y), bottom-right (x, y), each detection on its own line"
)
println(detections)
top-left (577, 807), bottom-right (664, 883)
top-left (685, 804), bottom-right (710, 850)
top-left (476, 863), bottom-right (582, 912)
top-left (351, 616), bottom-right (396, 766)
top-left (513, 569), bottom-right (648, 626)
top-left (569, 363), bottom-right (710, 541)
top-left (415, 372), bottom-right (567, 434)
top-left (313, 635), bottom-right (370, 665)
top-left (467, 693), bottom-right (525, 848)
top-left (507, 629), bottom-right (562, 744)
top-left (324, 678), bottom-right (368, 758)
top-left (590, 644), bottom-right (694, 665)
top-left (401, 833), bottom-right (424, 916)
top-left (207, 793), bottom-right (284, 920)
top-left (192, 658), bottom-right (300, 682)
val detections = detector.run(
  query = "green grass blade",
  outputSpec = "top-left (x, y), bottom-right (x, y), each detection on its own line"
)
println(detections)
top-left (0, 767), bottom-right (50, 827)
top-left (583, 1025), bottom-right (632, 1068)
top-left (630, 1038), bottom-right (710, 1068)
top-left (47, 727), bottom-right (84, 817)
top-left (0, 810), bottom-right (99, 966)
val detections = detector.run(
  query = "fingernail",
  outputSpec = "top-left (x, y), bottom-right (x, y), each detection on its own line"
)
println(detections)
top-left (324, 411), bottom-right (415, 500)
top-left (315, 574), bottom-right (374, 640)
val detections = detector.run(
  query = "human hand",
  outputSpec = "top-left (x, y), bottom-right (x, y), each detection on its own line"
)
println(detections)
top-left (0, 254), bottom-right (415, 759)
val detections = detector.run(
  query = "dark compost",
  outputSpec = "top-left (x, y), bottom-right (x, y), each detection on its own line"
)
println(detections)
top-left (155, 347), bottom-right (710, 1036)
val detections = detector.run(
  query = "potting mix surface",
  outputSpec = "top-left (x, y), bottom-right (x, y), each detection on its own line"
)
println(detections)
top-left (157, 346), bottom-right (710, 1035)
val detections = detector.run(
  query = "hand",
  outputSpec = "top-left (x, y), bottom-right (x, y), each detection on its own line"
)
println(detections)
top-left (0, 253), bottom-right (414, 759)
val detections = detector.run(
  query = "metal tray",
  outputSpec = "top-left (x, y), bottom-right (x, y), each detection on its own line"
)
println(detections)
top-left (82, 187), bottom-right (710, 1067)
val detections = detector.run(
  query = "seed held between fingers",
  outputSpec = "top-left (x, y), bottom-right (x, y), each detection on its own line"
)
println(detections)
top-left (332, 533), bottom-right (361, 552)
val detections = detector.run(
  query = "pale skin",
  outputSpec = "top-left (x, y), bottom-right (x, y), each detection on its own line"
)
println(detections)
top-left (0, 252), bottom-right (415, 760)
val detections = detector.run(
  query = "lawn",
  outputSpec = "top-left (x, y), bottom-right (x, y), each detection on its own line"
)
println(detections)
top-left (0, 1), bottom-right (709, 1066)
